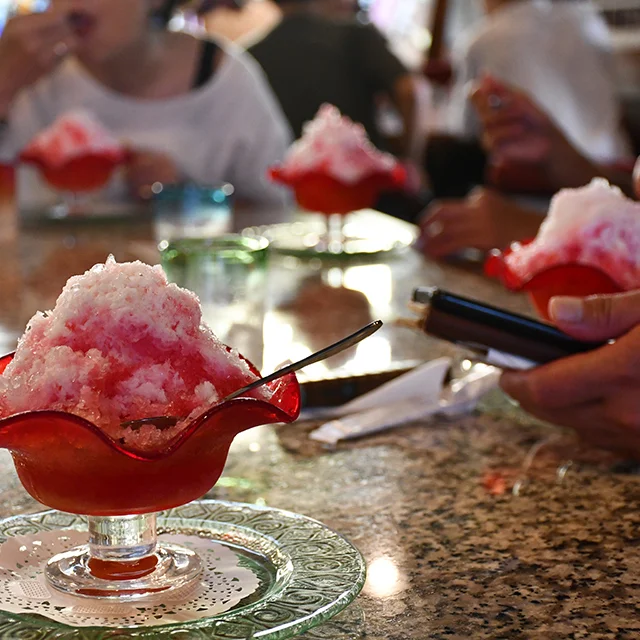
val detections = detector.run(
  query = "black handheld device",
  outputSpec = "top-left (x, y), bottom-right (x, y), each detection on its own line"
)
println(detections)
top-left (411, 287), bottom-right (607, 369)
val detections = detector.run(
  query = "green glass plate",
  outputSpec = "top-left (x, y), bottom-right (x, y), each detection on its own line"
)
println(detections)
top-left (242, 209), bottom-right (417, 260)
top-left (0, 500), bottom-right (366, 639)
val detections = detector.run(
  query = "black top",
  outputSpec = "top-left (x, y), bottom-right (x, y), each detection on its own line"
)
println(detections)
top-left (193, 39), bottom-right (220, 89)
top-left (248, 14), bottom-right (408, 149)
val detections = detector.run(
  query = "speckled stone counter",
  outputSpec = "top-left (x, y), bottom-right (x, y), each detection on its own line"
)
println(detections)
top-left (0, 209), bottom-right (638, 639)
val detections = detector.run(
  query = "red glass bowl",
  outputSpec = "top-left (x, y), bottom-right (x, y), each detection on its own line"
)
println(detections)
top-left (269, 166), bottom-right (407, 215)
top-left (0, 353), bottom-right (300, 516)
top-left (20, 151), bottom-right (127, 193)
top-left (485, 247), bottom-right (624, 320)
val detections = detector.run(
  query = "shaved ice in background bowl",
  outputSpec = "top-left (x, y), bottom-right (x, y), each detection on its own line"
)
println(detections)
top-left (485, 179), bottom-right (639, 320)
top-left (0, 257), bottom-right (300, 600)
top-left (269, 104), bottom-right (406, 252)
top-left (20, 109), bottom-right (128, 216)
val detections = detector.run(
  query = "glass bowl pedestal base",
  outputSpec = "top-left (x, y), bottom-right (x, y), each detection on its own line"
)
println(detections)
top-left (45, 512), bottom-right (202, 600)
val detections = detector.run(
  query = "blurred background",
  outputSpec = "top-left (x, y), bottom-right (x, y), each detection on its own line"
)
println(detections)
top-left (0, 0), bottom-right (480, 70)
top-left (3, 0), bottom-right (639, 83)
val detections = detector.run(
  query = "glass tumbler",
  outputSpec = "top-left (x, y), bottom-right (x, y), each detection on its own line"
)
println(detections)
top-left (153, 182), bottom-right (234, 242)
top-left (159, 235), bottom-right (270, 367)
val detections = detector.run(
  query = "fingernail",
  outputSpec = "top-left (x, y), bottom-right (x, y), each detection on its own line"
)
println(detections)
top-left (549, 296), bottom-right (584, 324)
top-left (426, 221), bottom-right (444, 238)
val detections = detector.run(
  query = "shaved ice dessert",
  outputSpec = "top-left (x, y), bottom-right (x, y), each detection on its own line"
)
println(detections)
top-left (21, 109), bottom-right (123, 168)
top-left (0, 257), bottom-right (268, 452)
top-left (275, 104), bottom-right (399, 184)
top-left (503, 179), bottom-right (640, 290)
top-left (270, 104), bottom-right (406, 214)
top-left (20, 109), bottom-right (127, 192)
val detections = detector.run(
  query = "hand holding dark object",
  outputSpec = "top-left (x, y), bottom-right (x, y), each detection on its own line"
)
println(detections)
top-left (417, 187), bottom-right (542, 259)
top-left (125, 150), bottom-right (182, 201)
top-left (501, 291), bottom-right (640, 460)
top-left (0, 1), bottom-right (84, 113)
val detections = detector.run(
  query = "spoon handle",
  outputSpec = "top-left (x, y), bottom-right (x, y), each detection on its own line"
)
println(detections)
top-left (222, 320), bottom-right (384, 402)
top-left (120, 320), bottom-right (383, 431)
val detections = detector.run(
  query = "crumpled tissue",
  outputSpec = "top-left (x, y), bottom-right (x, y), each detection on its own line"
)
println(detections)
top-left (310, 359), bottom-right (501, 445)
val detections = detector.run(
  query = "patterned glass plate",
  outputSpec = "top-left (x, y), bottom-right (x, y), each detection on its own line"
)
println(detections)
top-left (0, 500), bottom-right (366, 639)
top-left (242, 209), bottom-right (417, 260)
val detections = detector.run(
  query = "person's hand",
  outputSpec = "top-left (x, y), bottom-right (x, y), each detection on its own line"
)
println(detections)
top-left (0, 2), bottom-right (84, 111)
top-left (501, 291), bottom-right (640, 459)
top-left (471, 75), bottom-right (550, 164)
top-left (417, 187), bottom-right (542, 259)
top-left (470, 75), bottom-right (598, 192)
top-left (125, 150), bottom-right (181, 200)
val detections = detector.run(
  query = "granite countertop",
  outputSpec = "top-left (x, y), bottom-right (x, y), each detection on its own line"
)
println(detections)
top-left (0, 210), bottom-right (638, 638)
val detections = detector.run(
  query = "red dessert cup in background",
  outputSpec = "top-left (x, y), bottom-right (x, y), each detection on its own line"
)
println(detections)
top-left (20, 150), bottom-right (128, 193)
top-left (269, 166), bottom-right (407, 215)
top-left (0, 350), bottom-right (300, 600)
top-left (269, 165), bottom-right (407, 254)
top-left (485, 243), bottom-right (624, 320)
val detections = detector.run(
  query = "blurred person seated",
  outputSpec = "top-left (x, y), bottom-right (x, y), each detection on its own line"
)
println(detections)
top-left (472, 75), bottom-right (636, 196)
top-left (247, 0), bottom-right (419, 160)
top-left (418, 76), bottom-right (637, 260)
top-left (447, 0), bottom-right (631, 167)
top-left (424, 0), bottom-right (631, 202)
top-left (501, 290), bottom-right (640, 461)
top-left (0, 0), bottom-right (291, 209)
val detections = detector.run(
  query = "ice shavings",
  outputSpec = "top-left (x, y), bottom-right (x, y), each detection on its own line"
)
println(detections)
top-left (0, 257), bottom-right (268, 452)
top-left (277, 104), bottom-right (399, 184)
top-left (505, 179), bottom-right (640, 289)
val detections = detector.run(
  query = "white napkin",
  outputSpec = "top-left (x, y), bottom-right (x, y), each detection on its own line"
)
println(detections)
top-left (339, 357), bottom-right (452, 414)
top-left (309, 360), bottom-right (501, 445)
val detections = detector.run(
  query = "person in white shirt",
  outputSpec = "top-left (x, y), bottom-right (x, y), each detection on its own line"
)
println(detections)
top-left (447, 0), bottom-right (631, 165)
top-left (0, 0), bottom-right (292, 211)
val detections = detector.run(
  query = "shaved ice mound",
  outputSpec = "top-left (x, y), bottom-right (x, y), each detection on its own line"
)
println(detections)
top-left (21, 109), bottom-right (124, 168)
top-left (505, 179), bottom-right (640, 290)
top-left (274, 104), bottom-right (400, 184)
top-left (0, 257), bottom-right (267, 452)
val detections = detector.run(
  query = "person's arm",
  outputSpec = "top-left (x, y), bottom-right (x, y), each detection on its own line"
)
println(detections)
top-left (501, 292), bottom-right (640, 459)
top-left (471, 76), bottom-right (635, 196)
top-left (0, 4), bottom-right (80, 158)
top-left (0, 89), bottom-right (12, 123)
top-left (417, 187), bottom-right (543, 259)
top-left (391, 74), bottom-right (419, 161)
top-left (124, 150), bottom-right (182, 201)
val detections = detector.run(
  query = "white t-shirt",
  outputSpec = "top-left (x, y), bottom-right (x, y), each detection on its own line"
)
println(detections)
top-left (447, 0), bottom-right (631, 163)
top-left (0, 41), bottom-right (293, 210)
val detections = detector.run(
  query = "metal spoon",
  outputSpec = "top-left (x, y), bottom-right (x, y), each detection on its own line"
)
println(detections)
top-left (121, 320), bottom-right (383, 431)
